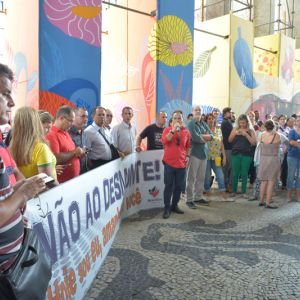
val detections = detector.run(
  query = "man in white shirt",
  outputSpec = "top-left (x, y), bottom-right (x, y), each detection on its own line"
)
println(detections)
top-left (111, 106), bottom-right (136, 156)
top-left (85, 106), bottom-right (114, 169)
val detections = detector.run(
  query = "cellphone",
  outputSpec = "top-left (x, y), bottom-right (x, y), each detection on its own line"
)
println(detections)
top-left (37, 173), bottom-right (55, 185)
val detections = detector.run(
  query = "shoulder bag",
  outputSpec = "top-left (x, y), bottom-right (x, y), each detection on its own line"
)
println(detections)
top-left (0, 228), bottom-right (52, 300)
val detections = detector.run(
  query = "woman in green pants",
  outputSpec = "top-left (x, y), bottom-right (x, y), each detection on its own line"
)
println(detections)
top-left (228, 114), bottom-right (256, 199)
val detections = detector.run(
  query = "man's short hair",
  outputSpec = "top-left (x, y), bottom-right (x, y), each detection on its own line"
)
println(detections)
top-left (122, 106), bottom-right (133, 114)
top-left (172, 110), bottom-right (183, 117)
top-left (56, 105), bottom-right (74, 118)
top-left (0, 64), bottom-right (14, 81)
top-left (74, 107), bottom-right (87, 115)
top-left (222, 107), bottom-right (231, 117)
top-left (91, 106), bottom-right (106, 117)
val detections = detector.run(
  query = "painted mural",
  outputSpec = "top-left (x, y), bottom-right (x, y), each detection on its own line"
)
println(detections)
top-left (254, 34), bottom-right (279, 77)
top-left (0, 0), bottom-right (39, 112)
top-left (233, 27), bottom-right (257, 89)
top-left (149, 15), bottom-right (193, 67)
top-left (193, 46), bottom-right (216, 78)
top-left (250, 33), bottom-right (299, 117)
top-left (101, 0), bottom-right (157, 137)
top-left (193, 14), bottom-right (230, 111)
top-left (230, 15), bottom-right (254, 116)
top-left (155, 0), bottom-right (194, 118)
top-left (39, 0), bottom-right (101, 120)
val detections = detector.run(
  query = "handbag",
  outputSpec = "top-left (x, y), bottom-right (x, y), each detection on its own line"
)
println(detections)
top-left (98, 129), bottom-right (120, 160)
top-left (0, 228), bottom-right (52, 300)
top-left (253, 141), bottom-right (261, 167)
top-left (109, 144), bottom-right (120, 160)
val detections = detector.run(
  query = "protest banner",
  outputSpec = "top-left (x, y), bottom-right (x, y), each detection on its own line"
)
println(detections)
top-left (25, 150), bottom-right (165, 300)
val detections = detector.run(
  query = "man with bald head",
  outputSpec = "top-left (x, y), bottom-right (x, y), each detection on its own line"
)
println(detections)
top-left (186, 105), bottom-right (213, 208)
top-left (105, 109), bottom-right (113, 131)
top-left (136, 111), bottom-right (167, 152)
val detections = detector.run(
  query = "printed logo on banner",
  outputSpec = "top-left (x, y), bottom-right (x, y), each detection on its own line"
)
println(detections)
top-left (149, 186), bottom-right (159, 198)
top-left (148, 186), bottom-right (162, 202)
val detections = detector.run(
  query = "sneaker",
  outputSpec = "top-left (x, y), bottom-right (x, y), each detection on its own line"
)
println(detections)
top-left (180, 193), bottom-right (187, 201)
top-left (195, 199), bottom-right (209, 206)
top-left (163, 209), bottom-right (171, 219)
top-left (171, 206), bottom-right (184, 214)
top-left (265, 204), bottom-right (278, 209)
top-left (186, 201), bottom-right (197, 209)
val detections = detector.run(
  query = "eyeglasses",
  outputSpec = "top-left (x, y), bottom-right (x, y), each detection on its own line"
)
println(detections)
top-left (106, 114), bottom-right (113, 117)
top-left (176, 136), bottom-right (180, 146)
top-left (64, 116), bottom-right (74, 123)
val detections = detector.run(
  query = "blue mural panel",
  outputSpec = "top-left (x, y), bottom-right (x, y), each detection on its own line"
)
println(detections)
top-left (155, 0), bottom-right (195, 117)
top-left (39, 0), bottom-right (101, 119)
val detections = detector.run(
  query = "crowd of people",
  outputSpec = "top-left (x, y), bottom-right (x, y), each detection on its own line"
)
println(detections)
top-left (0, 61), bottom-right (299, 294)
top-left (161, 106), bottom-right (300, 218)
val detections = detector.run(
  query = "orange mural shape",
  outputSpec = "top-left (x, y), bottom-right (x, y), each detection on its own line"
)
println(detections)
top-left (39, 91), bottom-right (76, 117)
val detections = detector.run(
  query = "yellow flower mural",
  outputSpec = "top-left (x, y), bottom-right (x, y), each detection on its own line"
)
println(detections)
top-left (148, 15), bottom-right (193, 67)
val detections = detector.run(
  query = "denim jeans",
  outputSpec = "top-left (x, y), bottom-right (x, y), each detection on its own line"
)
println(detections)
top-left (287, 156), bottom-right (300, 190)
top-left (163, 163), bottom-right (186, 210)
top-left (204, 159), bottom-right (226, 192)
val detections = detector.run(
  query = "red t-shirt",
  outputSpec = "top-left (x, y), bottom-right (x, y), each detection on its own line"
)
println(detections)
top-left (47, 126), bottom-right (80, 183)
top-left (162, 127), bottom-right (191, 168)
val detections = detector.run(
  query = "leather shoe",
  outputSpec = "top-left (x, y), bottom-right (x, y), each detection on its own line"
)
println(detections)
top-left (163, 210), bottom-right (170, 219)
top-left (171, 206), bottom-right (184, 214)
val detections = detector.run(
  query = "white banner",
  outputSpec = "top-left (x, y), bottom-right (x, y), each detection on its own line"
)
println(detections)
top-left (25, 150), bottom-right (164, 300)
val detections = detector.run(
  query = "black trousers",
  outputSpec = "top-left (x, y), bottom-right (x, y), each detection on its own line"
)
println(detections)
top-left (281, 153), bottom-right (288, 188)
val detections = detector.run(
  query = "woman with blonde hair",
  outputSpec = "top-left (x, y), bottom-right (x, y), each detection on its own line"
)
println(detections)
top-left (9, 107), bottom-right (57, 183)
top-left (228, 114), bottom-right (256, 198)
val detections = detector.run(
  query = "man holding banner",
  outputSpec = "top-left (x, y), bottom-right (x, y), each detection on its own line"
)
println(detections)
top-left (161, 110), bottom-right (190, 219)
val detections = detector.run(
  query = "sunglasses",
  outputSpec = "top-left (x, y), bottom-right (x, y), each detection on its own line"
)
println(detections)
top-left (176, 136), bottom-right (180, 145)
top-left (106, 114), bottom-right (113, 117)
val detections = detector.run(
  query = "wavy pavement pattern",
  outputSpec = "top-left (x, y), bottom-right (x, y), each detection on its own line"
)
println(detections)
top-left (44, 0), bottom-right (101, 48)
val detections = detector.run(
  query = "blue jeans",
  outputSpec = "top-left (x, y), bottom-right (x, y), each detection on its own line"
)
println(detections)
top-left (204, 159), bottom-right (226, 192)
top-left (164, 163), bottom-right (186, 210)
top-left (287, 156), bottom-right (300, 190)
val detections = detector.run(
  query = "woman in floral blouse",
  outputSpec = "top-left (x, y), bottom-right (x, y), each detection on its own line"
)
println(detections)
top-left (204, 113), bottom-right (227, 194)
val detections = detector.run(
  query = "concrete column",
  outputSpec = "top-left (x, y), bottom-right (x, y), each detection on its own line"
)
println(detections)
top-left (253, 0), bottom-right (274, 37)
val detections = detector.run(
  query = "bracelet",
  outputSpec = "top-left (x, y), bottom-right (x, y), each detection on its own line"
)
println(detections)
top-left (170, 130), bottom-right (174, 134)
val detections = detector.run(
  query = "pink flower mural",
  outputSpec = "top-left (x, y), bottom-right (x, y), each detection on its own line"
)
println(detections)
top-left (44, 0), bottom-right (102, 48)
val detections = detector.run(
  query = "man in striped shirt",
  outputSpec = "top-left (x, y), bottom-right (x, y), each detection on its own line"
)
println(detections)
top-left (0, 65), bottom-right (46, 273)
